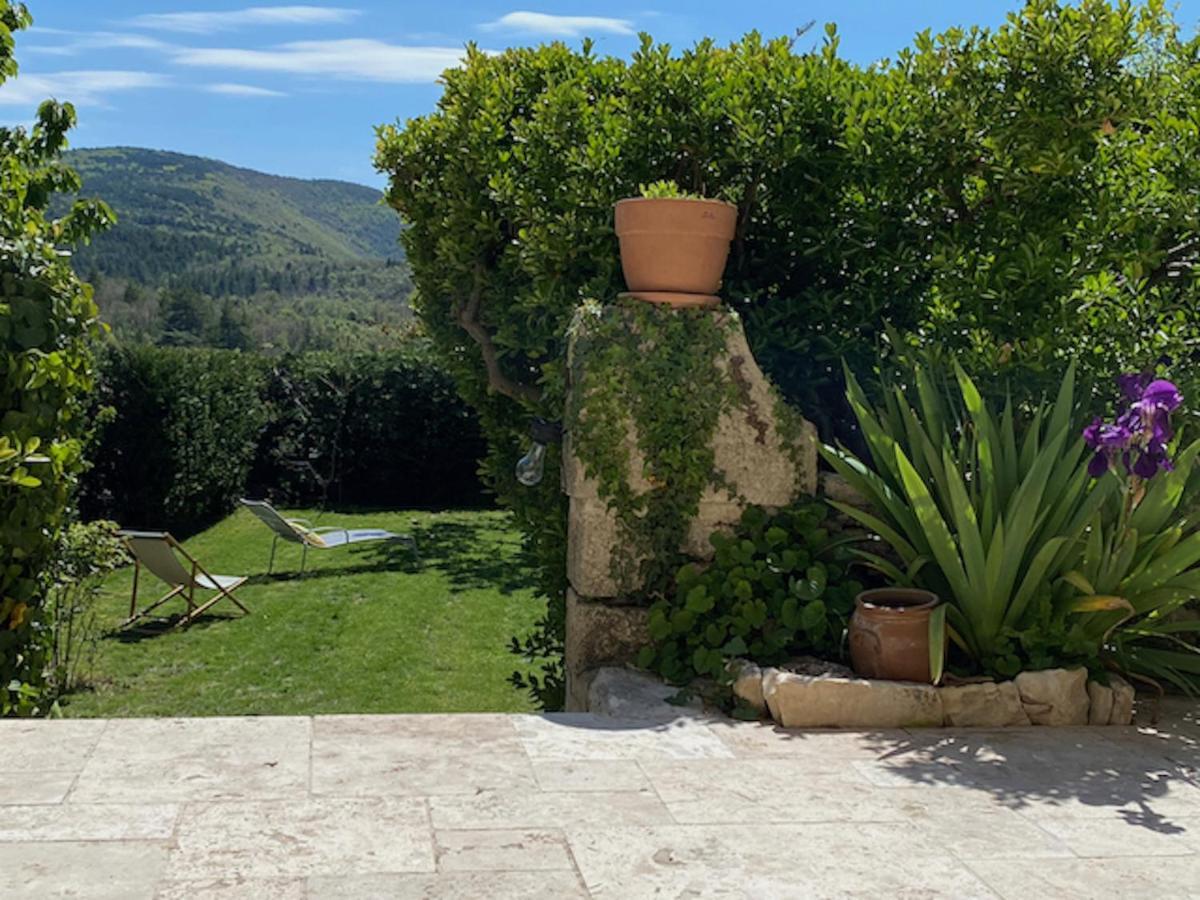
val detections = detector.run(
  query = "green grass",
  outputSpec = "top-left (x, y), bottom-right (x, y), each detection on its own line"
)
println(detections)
top-left (60, 508), bottom-right (545, 717)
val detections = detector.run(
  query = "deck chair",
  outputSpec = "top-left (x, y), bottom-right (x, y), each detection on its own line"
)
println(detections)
top-left (119, 531), bottom-right (249, 629)
top-left (239, 499), bottom-right (417, 574)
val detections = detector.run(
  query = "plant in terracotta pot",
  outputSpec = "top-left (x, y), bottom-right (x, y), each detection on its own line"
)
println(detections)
top-left (614, 180), bottom-right (738, 309)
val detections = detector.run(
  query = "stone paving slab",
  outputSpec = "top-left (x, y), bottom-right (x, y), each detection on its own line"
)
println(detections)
top-left (4, 702), bottom-right (1200, 898)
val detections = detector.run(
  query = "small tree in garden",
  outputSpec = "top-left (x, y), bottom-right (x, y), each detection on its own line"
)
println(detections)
top-left (1, 1), bottom-right (113, 715)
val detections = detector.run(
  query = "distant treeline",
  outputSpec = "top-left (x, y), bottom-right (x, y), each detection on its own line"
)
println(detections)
top-left (90, 259), bottom-right (414, 353)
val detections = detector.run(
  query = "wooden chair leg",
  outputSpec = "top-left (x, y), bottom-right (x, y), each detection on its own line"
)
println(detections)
top-left (122, 585), bottom-right (184, 628)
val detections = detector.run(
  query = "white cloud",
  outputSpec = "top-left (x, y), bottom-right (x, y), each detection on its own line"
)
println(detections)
top-left (173, 39), bottom-right (468, 82)
top-left (0, 70), bottom-right (169, 106)
top-left (21, 31), bottom-right (172, 57)
top-left (480, 11), bottom-right (635, 37)
top-left (129, 5), bottom-right (360, 34)
top-left (205, 82), bottom-right (286, 97)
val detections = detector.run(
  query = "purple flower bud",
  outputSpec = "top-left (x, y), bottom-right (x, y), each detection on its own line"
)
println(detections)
top-left (1088, 451), bottom-right (1111, 478)
top-left (1118, 372), bottom-right (1152, 402)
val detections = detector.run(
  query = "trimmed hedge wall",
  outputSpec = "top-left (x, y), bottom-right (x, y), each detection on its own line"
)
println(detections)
top-left (80, 343), bottom-right (487, 534)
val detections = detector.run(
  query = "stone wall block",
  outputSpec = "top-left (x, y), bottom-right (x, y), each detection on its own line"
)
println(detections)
top-left (1014, 667), bottom-right (1090, 726)
top-left (1109, 674), bottom-right (1135, 725)
top-left (1087, 681), bottom-right (1115, 726)
top-left (762, 670), bottom-right (943, 729)
top-left (729, 659), bottom-right (766, 713)
top-left (564, 312), bottom-right (819, 600)
top-left (942, 681), bottom-right (1031, 727)
top-left (564, 589), bottom-right (649, 711)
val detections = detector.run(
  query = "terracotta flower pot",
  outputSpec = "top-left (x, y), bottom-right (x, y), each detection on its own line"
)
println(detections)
top-left (614, 197), bottom-right (737, 306)
top-left (848, 588), bottom-right (940, 683)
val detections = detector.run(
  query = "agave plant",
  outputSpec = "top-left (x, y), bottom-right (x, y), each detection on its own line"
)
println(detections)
top-left (822, 361), bottom-right (1118, 678)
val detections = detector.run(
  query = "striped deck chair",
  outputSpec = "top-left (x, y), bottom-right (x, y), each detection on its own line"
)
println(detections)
top-left (239, 499), bottom-right (417, 574)
top-left (120, 531), bottom-right (249, 629)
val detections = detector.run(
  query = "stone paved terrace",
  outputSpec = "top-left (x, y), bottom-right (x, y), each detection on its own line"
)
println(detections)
top-left (6, 703), bottom-right (1200, 898)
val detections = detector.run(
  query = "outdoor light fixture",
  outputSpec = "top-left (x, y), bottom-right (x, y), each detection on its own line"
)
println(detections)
top-left (516, 418), bottom-right (562, 487)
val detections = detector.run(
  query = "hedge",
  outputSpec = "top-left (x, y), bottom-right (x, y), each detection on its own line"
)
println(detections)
top-left (80, 343), bottom-right (487, 534)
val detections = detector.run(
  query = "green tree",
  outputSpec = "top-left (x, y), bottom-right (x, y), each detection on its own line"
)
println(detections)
top-left (214, 298), bottom-right (250, 350)
top-left (158, 287), bottom-right (208, 346)
top-left (1, 1), bottom-right (114, 715)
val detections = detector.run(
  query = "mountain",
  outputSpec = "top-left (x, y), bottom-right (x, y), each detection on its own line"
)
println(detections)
top-left (62, 147), bottom-right (413, 352)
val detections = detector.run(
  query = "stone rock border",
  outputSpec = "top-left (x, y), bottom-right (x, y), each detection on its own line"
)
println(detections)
top-left (732, 661), bottom-right (1134, 728)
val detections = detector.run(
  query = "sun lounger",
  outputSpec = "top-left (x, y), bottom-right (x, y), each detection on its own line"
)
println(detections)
top-left (239, 498), bottom-right (416, 574)
top-left (119, 531), bottom-right (249, 628)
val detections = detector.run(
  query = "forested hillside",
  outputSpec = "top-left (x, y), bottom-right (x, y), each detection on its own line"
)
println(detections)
top-left (65, 148), bottom-right (413, 351)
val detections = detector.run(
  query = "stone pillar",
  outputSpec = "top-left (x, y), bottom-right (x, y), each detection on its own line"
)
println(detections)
top-left (562, 309), bottom-right (819, 710)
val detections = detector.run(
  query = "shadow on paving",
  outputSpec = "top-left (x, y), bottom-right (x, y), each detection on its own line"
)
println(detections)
top-left (835, 698), bottom-right (1200, 836)
top-left (533, 698), bottom-right (1200, 838)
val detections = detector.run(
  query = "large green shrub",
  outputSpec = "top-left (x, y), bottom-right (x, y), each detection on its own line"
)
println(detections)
top-left (377, 1), bottom-right (1200, 707)
top-left (1, 1), bottom-right (113, 715)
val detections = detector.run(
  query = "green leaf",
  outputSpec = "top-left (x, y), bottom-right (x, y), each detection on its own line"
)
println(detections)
top-left (686, 585), bottom-right (714, 614)
top-left (800, 599), bottom-right (827, 631)
top-left (929, 603), bottom-right (947, 685)
top-left (1061, 570), bottom-right (1096, 595)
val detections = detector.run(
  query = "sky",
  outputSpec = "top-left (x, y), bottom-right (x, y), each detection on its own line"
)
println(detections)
top-left (3, 2), bottom-right (1199, 186)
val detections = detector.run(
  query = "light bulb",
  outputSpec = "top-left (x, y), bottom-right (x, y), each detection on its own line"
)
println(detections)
top-left (515, 441), bottom-right (547, 487)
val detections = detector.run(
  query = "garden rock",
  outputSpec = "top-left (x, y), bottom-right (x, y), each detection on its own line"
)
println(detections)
top-left (1014, 667), bottom-right (1090, 725)
top-left (1087, 681), bottom-right (1115, 726)
top-left (728, 659), bottom-right (765, 712)
top-left (586, 667), bottom-right (703, 721)
top-left (763, 669), bottom-right (943, 728)
top-left (941, 681), bottom-right (1030, 727)
top-left (1109, 674), bottom-right (1135, 725)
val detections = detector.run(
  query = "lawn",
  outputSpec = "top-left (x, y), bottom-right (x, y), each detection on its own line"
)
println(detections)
top-left (60, 508), bottom-right (546, 717)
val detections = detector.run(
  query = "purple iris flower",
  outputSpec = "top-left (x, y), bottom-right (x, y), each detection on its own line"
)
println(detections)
top-left (1141, 380), bottom-right (1183, 412)
top-left (1083, 374), bottom-right (1183, 479)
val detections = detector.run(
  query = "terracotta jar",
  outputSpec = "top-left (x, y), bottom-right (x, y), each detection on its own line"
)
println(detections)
top-left (614, 197), bottom-right (737, 306)
top-left (848, 588), bottom-right (940, 683)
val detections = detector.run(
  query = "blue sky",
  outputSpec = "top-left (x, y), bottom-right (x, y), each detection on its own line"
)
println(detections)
top-left (3, 2), bottom-right (1199, 186)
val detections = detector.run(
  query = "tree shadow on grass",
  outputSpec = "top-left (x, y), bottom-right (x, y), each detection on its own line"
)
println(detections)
top-left (347, 519), bottom-right (537, 595)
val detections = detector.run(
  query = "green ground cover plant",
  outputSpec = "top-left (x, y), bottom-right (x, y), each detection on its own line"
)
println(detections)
top-left (58, 508), bottom-right (545, 717)
top-left (639, 501), bottom-right (865, 689)
top-left (566, 300), bottom-right (739, 596)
